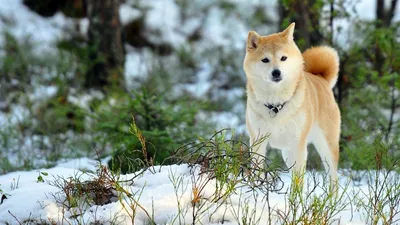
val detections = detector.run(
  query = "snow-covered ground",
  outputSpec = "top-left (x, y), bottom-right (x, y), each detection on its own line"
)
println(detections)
top-left (1, 157), bottom-right (398, 224)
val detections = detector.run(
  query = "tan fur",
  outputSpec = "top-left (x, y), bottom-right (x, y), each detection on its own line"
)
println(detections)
top-left (303, 46), bottom-right (340, 88)
top-left (244, 23), bottom-right (341, 185)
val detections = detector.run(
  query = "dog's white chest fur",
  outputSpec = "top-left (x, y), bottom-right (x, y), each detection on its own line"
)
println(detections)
top-left (247, 104), bottom-right (306, 150)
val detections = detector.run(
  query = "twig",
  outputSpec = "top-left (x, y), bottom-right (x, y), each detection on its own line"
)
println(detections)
top-left (8, 210), bottom-right (22, 225)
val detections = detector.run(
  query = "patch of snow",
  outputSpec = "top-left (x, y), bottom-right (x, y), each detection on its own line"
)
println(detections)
top-left (120, 3), bottom-right (142, 25)
top-left (142, 0), bottom-right (185, 47)
top-left (197, 111), bottom-right (244, 133)
top-left (331, 0), bottom-right (400, 48)
top-left (180, 18), bottom-right (202, 36)
top-left (55, 157), bottom-right (99, 172)
top-left (78, 18), bottom-right (89, 35)
top-left (3, 159), bottom-right (396, 224)
top-left (211, 111), bottom-right (242, 132)
top-left (182, 65), bottom-right (213, 98)
top-left (202, 7), bottom-right (226, 46)
top-left (29, 85), bottom-right (58, 102)
top-left (4, 105), bottom-right (30, 125)
top-left (0, 0), bottom-right (80, 54)
top-left (68, 90), bottom-right (104, 110)
top-left (124, 49), bottom-right (153, 87)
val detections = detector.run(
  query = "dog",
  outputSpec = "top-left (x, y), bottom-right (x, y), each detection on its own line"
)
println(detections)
top-left (243, 23), bottom-right (340, 185)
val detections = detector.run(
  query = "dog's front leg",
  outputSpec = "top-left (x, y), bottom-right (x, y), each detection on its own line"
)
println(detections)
top-left (281, 143), bottom-right (308, 188)
top-left (249, 136), bottom-right (269, 179)
top-left (250, 138), bottom-right (268, 166)
top-left (281, 144), bottom-right (307, 172)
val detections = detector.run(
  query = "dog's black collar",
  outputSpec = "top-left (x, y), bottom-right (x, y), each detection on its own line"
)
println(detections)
top-left (264, 102), bottom-right (287, 117)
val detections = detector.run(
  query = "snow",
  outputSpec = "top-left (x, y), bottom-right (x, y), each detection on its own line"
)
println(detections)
top-left (142, 0), bottom-right (185, 47)
top-left (1, 0), bottom-right (391, 136)
top-left (202, 7), bottom-right (226, 46)
top-left (0, 1), bottom-right (399, 223)
top-left (0, 0), bottom-right (79, 54)
top-left (119, 3), bottom-right (141, 26)
top-left (67, 90), bottom-right (104, 110)
top-left (1, 0), bottom-right (397, 55)
top-left (209, 111), bottom-right (243, 133)
top-left (55, 157), bottom-right (100, 171)
top-left (0, 105), bottom-right (30, 125)
top-left (330, 0), bottom-right (400, 47)
top-left (180, 63), bottom-right (213, 98)
top-left (2, 158), bottom-right (399, 224)
top-left (124, 49), bottom-right (153, 87)
top-left (29, 85), bottom-right (58, 102)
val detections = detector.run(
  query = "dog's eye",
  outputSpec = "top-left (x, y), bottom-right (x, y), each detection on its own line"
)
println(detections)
top-left (281, 56), bottom-right (287, 61)
top-left (261, 58), bottom-right (269, 63)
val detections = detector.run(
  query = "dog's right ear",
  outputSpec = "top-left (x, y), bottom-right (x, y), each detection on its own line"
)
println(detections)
top-left (247, 31), bottom-right (260, 50)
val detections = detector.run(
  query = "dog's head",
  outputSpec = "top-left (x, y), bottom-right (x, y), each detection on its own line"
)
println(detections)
top-left (243, 23), bottom-right (303, 88)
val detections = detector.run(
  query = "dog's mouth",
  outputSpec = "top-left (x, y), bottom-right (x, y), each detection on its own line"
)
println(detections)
top-left (271, 77), bottom-right (282, 82)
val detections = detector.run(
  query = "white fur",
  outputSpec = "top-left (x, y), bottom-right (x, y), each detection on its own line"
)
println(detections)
top-left (246, 76), bottom-right (308, 170)
top-left (247, 101), bottom-right (308, 170)
top-left (307, 123), bottom-right (338, 181)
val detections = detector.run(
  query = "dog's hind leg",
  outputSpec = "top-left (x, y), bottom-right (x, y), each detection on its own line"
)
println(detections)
top-left (309, 124), bottom-right (339, 188)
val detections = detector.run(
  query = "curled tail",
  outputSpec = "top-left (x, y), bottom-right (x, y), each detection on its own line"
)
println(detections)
top-left (303, 46), bottom-right (340, 88)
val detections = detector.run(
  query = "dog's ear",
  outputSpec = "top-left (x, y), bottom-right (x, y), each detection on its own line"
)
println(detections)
top-left (247, 31), bottom-right (260, 50)
top-left (280, 22), bottom-right (295, 41)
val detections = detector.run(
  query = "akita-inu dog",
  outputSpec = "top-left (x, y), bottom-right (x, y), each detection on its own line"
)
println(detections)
top-left (244, 23), bottom-right (340, 184)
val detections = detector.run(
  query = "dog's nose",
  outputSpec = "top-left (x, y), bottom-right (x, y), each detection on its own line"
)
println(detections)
top-left (272, 69), bottom-right (281, 78)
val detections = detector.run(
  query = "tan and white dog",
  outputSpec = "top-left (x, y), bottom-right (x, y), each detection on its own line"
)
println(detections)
top-left (243, 23), bottom-right (340, 183)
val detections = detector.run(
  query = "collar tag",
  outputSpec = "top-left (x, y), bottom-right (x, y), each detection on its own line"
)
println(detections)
top-left (264, 102), bottom-right (286, 117)
top-left (269, 109), bottom-right (277, 117)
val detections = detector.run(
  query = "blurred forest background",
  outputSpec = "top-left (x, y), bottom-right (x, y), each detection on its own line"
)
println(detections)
top-left (0, 0), bottom-right (398, 174)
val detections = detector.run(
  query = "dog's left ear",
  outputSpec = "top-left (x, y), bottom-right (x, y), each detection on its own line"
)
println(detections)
top-left (280, 22), bottom-right (295, 41)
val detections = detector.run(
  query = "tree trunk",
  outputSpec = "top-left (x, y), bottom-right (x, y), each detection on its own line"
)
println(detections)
top-left (376, 0), bottom-right (398, 27)
top-left (375, 0), bottom-right (399, 141)
top-left (374, 0), bottom-right (398, 76)
top-left (85, 0), bottom-right (125, 90)
top-left (278, 0), bottom-right (323, 49)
